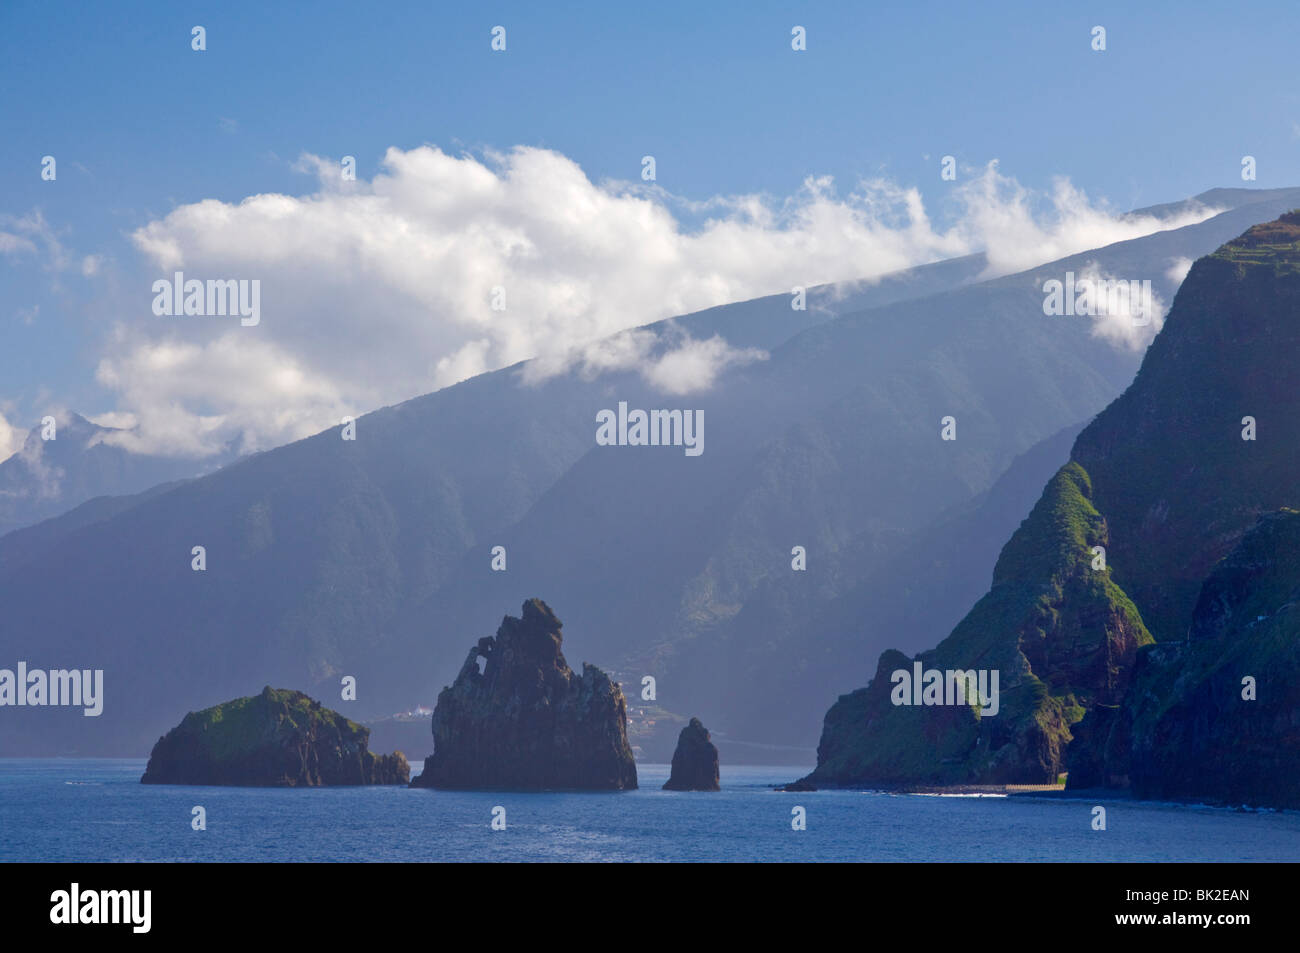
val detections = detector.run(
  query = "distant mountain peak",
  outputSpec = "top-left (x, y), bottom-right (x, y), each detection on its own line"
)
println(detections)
top-left (0, 410), bottom-right (218, 540)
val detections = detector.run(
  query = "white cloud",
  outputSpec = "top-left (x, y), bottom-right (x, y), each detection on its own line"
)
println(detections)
top-left (0, 412), bottom-right (21, 465)
top-left (0, 210), bottom-right (69, 270)
top-left (84, 410), bottom-right (138, 430)
top-left (0, 231), bottom-right (37, 255)
top-left (1165, 256), bottom-right (1195, 286)
top-left (94, 332), bottom-right (347, 457)
top-left (643, 334), bottom-right (768, 394)
top-left (952, 165), bottom-right (1215, 278)
top-left (103, 146), bottom-right (1218, 458)
top-left (535, 324), bottom-right (767, 394)
top-left (432, 338), bottom-right (493, 389)
top-left (1075, 262), bottom-right (1169, 351)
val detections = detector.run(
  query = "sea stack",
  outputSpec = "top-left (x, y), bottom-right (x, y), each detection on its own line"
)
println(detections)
top-left (141, 686), bottom-right (409, 786)
top-left (663, 717), bottom-right (721, 791)
top-left (411, 599), bottom-right (638, 790)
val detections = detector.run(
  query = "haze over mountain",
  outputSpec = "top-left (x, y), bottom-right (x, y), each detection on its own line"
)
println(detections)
top-left (0, 412), bottom-right (224, 540)
top-left (4, 187), bottom-right (1299, 760)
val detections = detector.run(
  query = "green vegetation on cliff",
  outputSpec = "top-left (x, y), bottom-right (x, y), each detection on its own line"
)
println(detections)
top-left (806, 212), bottom-right (1300, 796)
top-left (141, 686), bottom-right (409, 786)
top-left (805, 463), bottom-right (1151, 786)
top-left (1075, 509), bottom-right (1300, 806)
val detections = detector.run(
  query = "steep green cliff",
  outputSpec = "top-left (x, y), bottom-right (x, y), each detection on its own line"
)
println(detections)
top-left (801, 463), bottom-right (1150, 786)
top-left (802, 212), bottom-right (1300, 791)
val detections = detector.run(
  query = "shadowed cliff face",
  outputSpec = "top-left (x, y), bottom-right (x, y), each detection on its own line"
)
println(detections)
top-left (140, 686), bottom-right (409, 786)
top-left (1075, 509), bottom-right (1300, 807)
top-left (413, 600), bottom-right (637, 791)
top-left (1069, 212), bottom-right (1300, 645)
top-left (802, 212), bottom-right (1300, 790)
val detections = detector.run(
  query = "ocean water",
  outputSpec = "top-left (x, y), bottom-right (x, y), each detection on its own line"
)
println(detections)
top-left (2, 759), bottom-right (1298, 862)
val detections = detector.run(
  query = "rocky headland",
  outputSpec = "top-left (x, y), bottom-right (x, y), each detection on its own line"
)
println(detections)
top-left (793, 213), bottom-right (1300, 807)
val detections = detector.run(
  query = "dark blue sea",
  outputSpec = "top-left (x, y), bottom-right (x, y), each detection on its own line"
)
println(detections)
top-left (3, 759), bottom-right (1298, 862)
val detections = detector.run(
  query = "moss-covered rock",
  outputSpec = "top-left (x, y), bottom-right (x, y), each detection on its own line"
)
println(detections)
top-left (140, 686), bottom-right (409, 786)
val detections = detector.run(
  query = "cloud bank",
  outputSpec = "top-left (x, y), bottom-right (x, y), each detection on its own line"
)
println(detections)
top-left (100, 147), bottom-right (1215, 457)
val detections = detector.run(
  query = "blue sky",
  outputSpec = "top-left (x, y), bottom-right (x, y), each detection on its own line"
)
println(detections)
top-left (3, 0), bottom-right (1299, 456)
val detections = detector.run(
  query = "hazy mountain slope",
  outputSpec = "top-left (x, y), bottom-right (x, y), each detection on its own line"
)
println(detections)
top-left (0, 413), bottom-right (217, 539)
top-left (1124, 186), bottom-right (1300, 223)
top-left (670, 420), bottom-right (1087, 761)
top-left (0, 251), bottom-right (988, 558)
top-left (0, 478), bottom-right (187, 575)
top-left (0, 247), bottom-right (992, 756)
